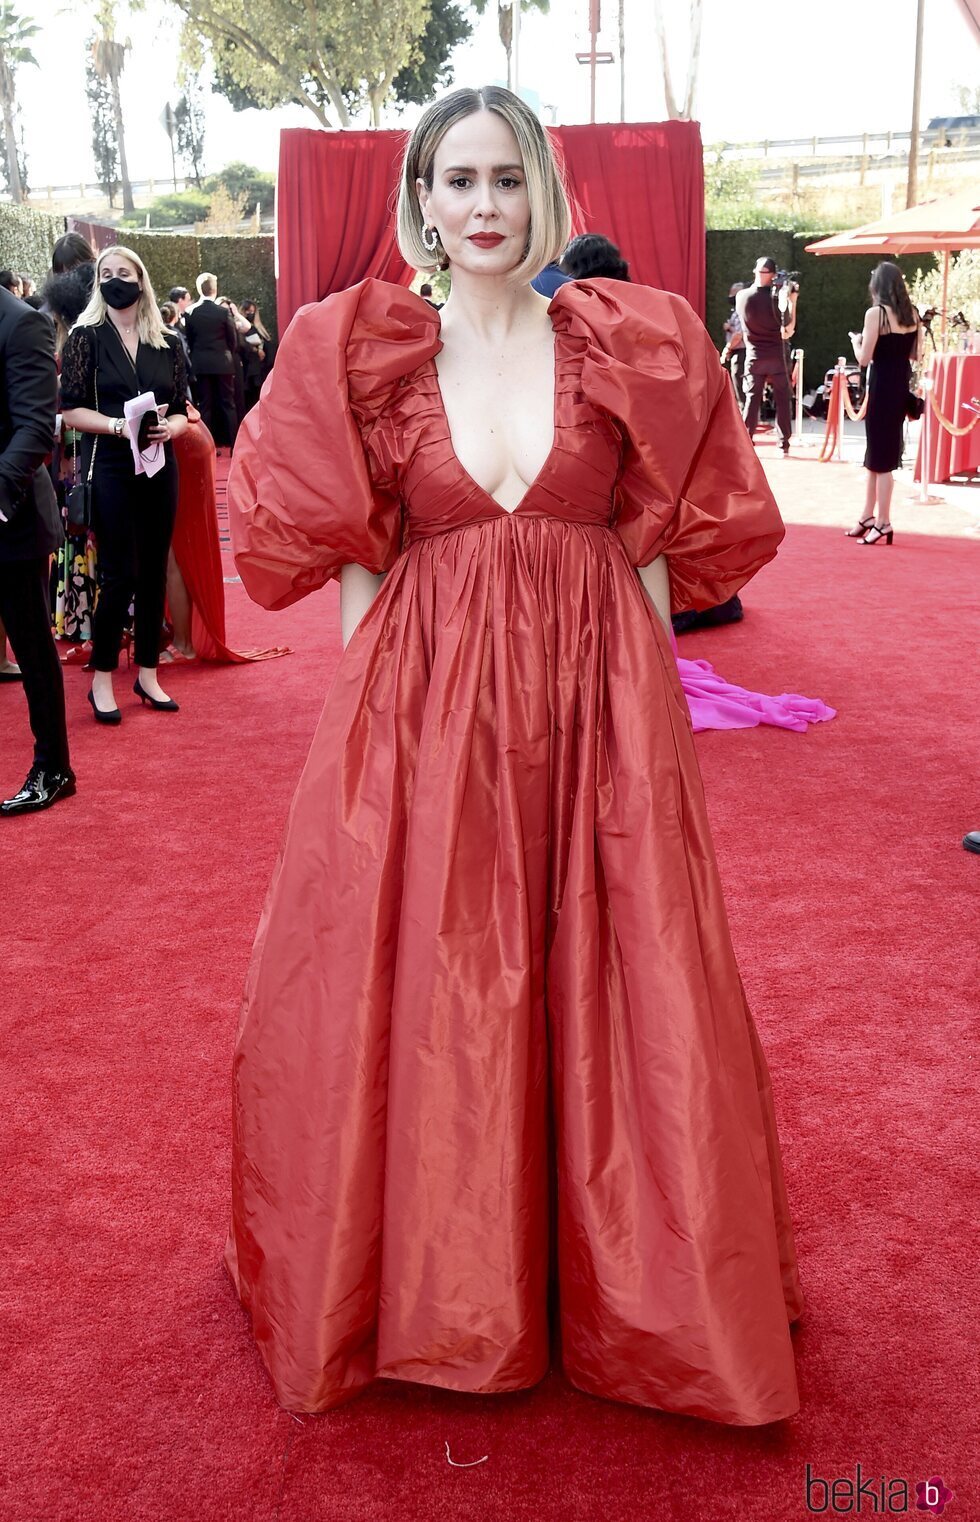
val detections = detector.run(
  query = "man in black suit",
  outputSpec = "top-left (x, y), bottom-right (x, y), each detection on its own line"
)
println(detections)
top-left (184, 272), bottom-right (239, 447)
top-left (0, 285), bottom-right (74, 815)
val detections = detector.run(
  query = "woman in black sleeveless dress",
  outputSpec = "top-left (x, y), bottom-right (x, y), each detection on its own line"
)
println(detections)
top-left (845, 261), bottom-right (921, 546)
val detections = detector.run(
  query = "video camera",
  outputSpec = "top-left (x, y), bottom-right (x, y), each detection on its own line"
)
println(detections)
top-left (774, 269), bottom-right (800, 295)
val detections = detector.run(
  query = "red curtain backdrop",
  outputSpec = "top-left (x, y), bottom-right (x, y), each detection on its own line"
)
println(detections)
top-left (556, 121), bottom-right (705, 316)
top-left (275, 120), bottom-right (705, 334)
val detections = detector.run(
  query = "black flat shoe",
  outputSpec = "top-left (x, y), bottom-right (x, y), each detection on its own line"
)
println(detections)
top-left (88, 688), bottom-right (122, 724)
top-left (1, 764), bottom-right (76, 816)
top-left (0, 668), bottom-right (23, 682)
top-left (134, 679), bottom-right (179, 712)
top-left (963, 831), bottom-right (980, 856)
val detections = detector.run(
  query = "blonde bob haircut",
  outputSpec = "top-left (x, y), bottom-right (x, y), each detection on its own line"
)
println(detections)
top-left (74, 245), bottom-right (170, 350)
top-left (396, 86), bottom-right (571, 284)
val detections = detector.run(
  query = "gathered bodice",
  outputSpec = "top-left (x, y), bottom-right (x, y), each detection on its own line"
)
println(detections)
top-left (362, 336), bottom-right (623, 547)
top-left (228, 277), bottom-right (786, 616)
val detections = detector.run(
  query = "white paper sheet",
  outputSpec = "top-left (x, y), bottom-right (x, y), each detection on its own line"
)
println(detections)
top-left (124, 391), bottom-right (165, 479)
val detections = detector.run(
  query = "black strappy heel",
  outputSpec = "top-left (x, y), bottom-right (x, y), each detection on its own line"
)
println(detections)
top-left (846, 516), bottom-right (875, 539)
top-left (860, 523), bottom-right (893, 546)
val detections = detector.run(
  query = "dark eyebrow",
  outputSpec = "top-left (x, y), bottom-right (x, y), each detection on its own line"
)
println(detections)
top-left (442, 164), bottom-right (524, 175)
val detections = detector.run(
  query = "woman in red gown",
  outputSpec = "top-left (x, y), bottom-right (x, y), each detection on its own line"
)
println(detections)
top-left (226, 87), bottom-right (803, 1426)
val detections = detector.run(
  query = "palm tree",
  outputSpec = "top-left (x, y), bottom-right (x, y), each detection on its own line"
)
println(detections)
top-left (653, 0), bottom-right (703, 121)
top-left (0, 2), bottom-right (38, 204)
top-left (471, 0), bottom-right (550, 92)
top-left (92, 0), bottom-right (134, 212)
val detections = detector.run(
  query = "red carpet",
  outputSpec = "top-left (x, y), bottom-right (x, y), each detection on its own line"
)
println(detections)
top-left (1, 460), bottom-right (976, 1521)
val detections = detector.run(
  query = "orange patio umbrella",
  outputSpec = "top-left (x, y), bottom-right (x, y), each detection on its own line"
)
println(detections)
top-left (805, 188), bottom-right (980, 341)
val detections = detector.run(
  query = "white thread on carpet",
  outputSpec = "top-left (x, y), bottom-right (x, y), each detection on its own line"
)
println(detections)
top-left (444, 1441), bottom-right (489, 1467)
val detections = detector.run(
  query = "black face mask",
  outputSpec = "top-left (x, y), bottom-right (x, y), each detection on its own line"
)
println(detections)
top-left (101, 277), bottom-right (141, 310)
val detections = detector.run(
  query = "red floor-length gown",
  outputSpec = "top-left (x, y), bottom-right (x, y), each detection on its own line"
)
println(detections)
top-left (225, 278), bottom-right (804, 1425)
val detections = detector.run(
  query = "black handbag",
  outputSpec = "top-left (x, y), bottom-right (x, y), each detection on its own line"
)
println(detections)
top-left (65, 369), bottom-right (99, 537)
top-left (906, 391), bottom-right (925, 420)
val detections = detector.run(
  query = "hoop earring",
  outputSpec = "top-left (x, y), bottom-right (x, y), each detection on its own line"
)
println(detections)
top-left (421, 221), bottom-right (440, 254)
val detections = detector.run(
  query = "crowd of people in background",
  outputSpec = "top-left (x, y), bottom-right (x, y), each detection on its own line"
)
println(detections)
top-left (3, 240), bottom-right (276, 450)
top-left (0, 230), bottom-right (280, 813)
top-left (0, 218), bottom-right (939, 822)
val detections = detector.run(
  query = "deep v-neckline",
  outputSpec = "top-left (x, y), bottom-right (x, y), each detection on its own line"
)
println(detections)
top-left (430, 324), bottom-right (560, 517)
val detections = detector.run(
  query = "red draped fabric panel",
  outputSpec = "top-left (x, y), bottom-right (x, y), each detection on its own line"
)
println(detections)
top-left (555, 121), bottom-right (705, 316)
top-left (171, 412), bottom-right (288, 662)
top-left (276, 128), bottom-right (414, 337)
top-left (275, 120), bottom-right (704, 333)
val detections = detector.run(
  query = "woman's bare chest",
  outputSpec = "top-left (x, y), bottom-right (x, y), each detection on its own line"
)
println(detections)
top-left (434, 329), bottom-right (557, 512)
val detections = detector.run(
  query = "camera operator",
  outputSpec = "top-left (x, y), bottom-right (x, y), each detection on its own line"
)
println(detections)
top-left (720, 282), bottom-right (747, 401)
top-left (735, 256), bottom-right (797, 454)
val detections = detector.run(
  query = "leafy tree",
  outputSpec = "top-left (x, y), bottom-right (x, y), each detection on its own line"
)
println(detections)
top-left (197, 181), bottom-right (247, 232)
top-left (909, 250), bottom-right (980, 334)
top-left (209, 2), bottom-right (469, 120)
top-left (91, 1), bottom-right (135, 212)
top-left (391, 0), bottom-right (470, 108)
top-left (653, 0), bottom-right (702, 120)
top-left (469, 0), bottom-right (549, 91)
top-left (174, 79), bottom-right (206, 186)
top-left (0, 2), bottom-right (37, 204)
top-left (118, 186), bottom-right (211, 228)
top-left (169, 0), bottom-right (443, 128)
top-left (204, 160), bottom-right (275, 214)
top-left (85, 37), bottom-right (120, 206)
top-left (954, 83), bottom-right (980, 115)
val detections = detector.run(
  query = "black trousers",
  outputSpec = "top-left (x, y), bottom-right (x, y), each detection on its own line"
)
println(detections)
top-left (729, 347), bottom-right (746, 402)
top-left (196, 372), bottom-right (239, 447)
top-left (0, 556), bottom-right (70, 772)
top-left (91, 456), bottom-right (178, 672)
top-left (742, 354), bottom-right (792, 446)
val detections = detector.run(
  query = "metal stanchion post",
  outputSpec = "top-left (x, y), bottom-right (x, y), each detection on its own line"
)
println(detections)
top-left (916, 358), bottom-right (943, 505)
top-left (793, 348), bottom-right (804, 444)
top-left (835, 356), bottom-right (846, 462)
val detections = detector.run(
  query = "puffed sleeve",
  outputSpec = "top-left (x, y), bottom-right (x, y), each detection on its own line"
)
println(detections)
top-left (550, 280), bottom-right (785, 612)
top-left (228, 284), bottom-right (411, 611)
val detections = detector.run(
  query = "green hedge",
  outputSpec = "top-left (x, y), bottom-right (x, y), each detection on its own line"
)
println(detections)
top-left (0, 203), bottom-right (63, 280)
top-left (199, 235), bottom-right (276, 334)
top-left (2, 204), bottom-right (940, 379)
top-left (706, 228), bottom-right (936, 385)
top-left (116, 231), bottom-right (276, 337)
top-left (121, 232), bottom-right (200, 308)
top-left (0, 209), bottom-right (277, 336)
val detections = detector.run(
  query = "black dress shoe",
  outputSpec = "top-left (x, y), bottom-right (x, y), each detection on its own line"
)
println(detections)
top-left (133, 679), bottom-right (179, 712)
top-left (1, 764), bottom-right (76, 816)
top-left (88, 688), bottom-right (122, 724)
top-left (963, 831), bottom-right (980, 856)
top-left (0, 668), bottom-right (23, 682)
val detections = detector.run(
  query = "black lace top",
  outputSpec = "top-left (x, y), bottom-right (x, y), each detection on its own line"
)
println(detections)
top-left (61, 321), bottom-right (188, 420)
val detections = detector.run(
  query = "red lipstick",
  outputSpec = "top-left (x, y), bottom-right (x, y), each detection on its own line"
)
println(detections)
top-left (468, 233), bottom-right (505, 248)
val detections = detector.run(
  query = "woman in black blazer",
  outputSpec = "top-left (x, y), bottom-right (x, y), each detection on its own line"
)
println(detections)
top-left (62, 246), bottom-right (188, 722)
